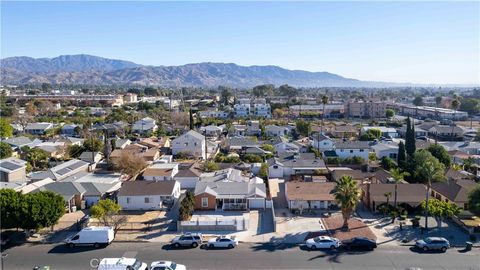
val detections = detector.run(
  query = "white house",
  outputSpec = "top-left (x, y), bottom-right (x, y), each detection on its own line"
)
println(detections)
top-left (274, 142), bottom-right (301, 155)
top-left (334, 140), bottom-right (371, 160)
top-left (252, 103), bottom-right (271, 118)
top-left (234, 103), bottom-right (250, 117)
top-left (265, 125), bottom-right (290, 137)
top-left (310, 133), bottom-right (335, 150)
top-left (246, 120), bottom-right (261, 136)
top-left (174, 162), bottom-right (202, 189)
top-left (267, 153), bottom-right (327, 178)
top-left (143, 163), bottom-right (179, 181)
top-left (200, 125), bottom-right (224, 139)
top-left (286, 182), bottom-right (337, 210)
top-left (118, 181), bottom-right (181, 211)
top-left (132, 117), bottom-right (158, 134)
top-left (172, 130), bottom-right (207, 159)
top-left (371, 142), bottom-right (399, 160)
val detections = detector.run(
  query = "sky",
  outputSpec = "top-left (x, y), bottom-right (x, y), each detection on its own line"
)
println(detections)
top-left (1, 1), bottom-right (479, 85)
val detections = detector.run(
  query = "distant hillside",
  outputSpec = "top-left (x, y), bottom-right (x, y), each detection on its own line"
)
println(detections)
top-left (1, 54), bottom-right (391, 87)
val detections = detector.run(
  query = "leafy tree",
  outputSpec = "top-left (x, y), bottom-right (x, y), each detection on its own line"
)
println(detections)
top-left (179, 191), bottom-right (195, 221)
top-left (0, 141), bottom-right (13, 159)
top-left (413, 96), bottom-right (424, 106)
top-left (260, 144), bottom-right (275, 153)
top-left (67, 144), bottom-right (85, 159)
top-left (0, 118), bottom-right (13, 138)
top-left (426, 144), bottom-right (452, 168)
top-left (295, 119), bottom-right (311, 137)
top-left (253, 84), bottom-right (274, 97)
top-left (468, 185), bottom-right (480, 216)
top-left (397, 141), bottom-right (407, 169)
top-left (220, 87), bottom-right (233, 106)
top-left (333, 175), bottom-right (360, 230)
top-left (189, 108), bottom-right (194, 130)
top-left (21, 191), bottom-right (65, 230)
top-left (0, 189), bottom-right (24, 229)
top-left (459, 98), bottom-right (480, 114)
top-left (421, 199), bottom-right (461, 229)
top-left (26, 148), bottom-right (50, 170)
top-left (83, 137), bottom-right (104, 152)
top-left (112, 151), bottom-right (147, 178)
top-left (368, 152), bottom-right (377, 162)
top-left (278, 84), bottom-right (298, 97)
top-left (381, 156), bottom-right (397, 170)
top-left (390, 168), bottom-right (410, 208)
top-left (385, 109), bottom-right (395, 119)
top-left (242, 154), bottom-right (263, 163)
top-left (360, 128), bottom-right (382, 141)
top-left (144, 87), bottom-right (159, 96)
top-left (259, 162), bottom-right (269, 179)
top-left (202, 160), bottom-right (220, 172)
top-left (90, 199), bottom-right (126, 232)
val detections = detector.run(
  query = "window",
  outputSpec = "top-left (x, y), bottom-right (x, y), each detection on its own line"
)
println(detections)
top-left (201, 197), bottom-right (208, 207)
top-left (273, 165), bottom-right (278, 169)
top-left (350, 150), bottom-right (354, 153)
top-left (145, 197), bottom-right (150, 203)
top-left (72, 235), bottom-right (80, 240)
top-left (359, 149), bottom-right (364, 152)
top-left (126, 197), bottom-right (130, 204)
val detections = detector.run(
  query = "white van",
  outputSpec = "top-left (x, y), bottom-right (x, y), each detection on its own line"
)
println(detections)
top-left (65, 226), bottom-right (114, 248)
top-left (97, 258), bottom-right (148, 270)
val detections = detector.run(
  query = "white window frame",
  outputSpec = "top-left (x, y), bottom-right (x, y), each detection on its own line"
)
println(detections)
top-left (201, 197), bottom-right (209, 207)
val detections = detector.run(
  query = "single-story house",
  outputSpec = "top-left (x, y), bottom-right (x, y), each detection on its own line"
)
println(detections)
top-left (79, 151), bottom-right (103, 164)
top-left (431, 179), bottom-right (478, 210)
top-left (25, 122), bottom-right (54, 135)
top-left (286, 182), bottom-right (337, 210)
top-left (61, 124), bottom-right (82, 137)
top-left (371, 142), bottom-right (399, 160)
top-left (143, 163), bottom-right (179, 181)
top-left (267, 153), bottom-right (327, 178)
top-left (360, 126), bottom-right (399, 138)
top-left (174, 162), bottom-right (202, 189)
top-left (264, 125), bottom-right (291, 137)
top-left (132, 117), bottom-right (158, 135)
top-left (333, 140), bottom-right (371, 161)
top-left (194, 181), bottom-right (267, 211)
top-left (30, 159), bottom-right (90, 181)
top-left (363, 183), bottom-right (427, 212)
top-left (310, 133), bottom-right (335, 150)
top-left (117, 181), bottom-right (181, 211)
top-left (115, 139), bottom-right (132, 149)
top-left (0, 158), bottom-right (27, 182)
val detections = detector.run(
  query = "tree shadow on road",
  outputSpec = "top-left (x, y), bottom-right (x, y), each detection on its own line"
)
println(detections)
top-left (48, 244), bottom-right (106, 254)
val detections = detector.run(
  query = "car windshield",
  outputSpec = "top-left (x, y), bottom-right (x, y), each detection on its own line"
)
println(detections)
top-left (132, 260), bottom-right (143, 270)
top-left (424, 238), bottom-right (433, 243)
top-left (314, 237), bottom-right (323, 242)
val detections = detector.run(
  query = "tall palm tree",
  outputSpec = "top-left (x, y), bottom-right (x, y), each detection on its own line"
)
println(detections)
top-left (390, 168), bottom-right (410, 208)
top-left (321, 95), bottom-right (329, 134)
top-left (333, 175), bottom-right (360, 230)
top-left (418, 160), bottom-right (445, 231)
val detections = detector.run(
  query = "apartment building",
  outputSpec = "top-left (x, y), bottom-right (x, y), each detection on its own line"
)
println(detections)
top-left (346, 101), bottom-right (388, 119)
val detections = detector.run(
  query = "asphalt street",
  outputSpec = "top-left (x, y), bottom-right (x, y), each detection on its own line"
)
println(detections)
top-left (2, 242), bottom-right (479, 270)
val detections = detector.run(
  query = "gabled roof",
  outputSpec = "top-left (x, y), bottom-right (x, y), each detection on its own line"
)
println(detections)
top-left (30, 159), bottom-right (89, 181)
top-left (267, 153), bottom-right (326, 169)
top-left (34, 182), bottom-right (86, 201)
top-left (175, 162), bottom-right (202, 178)
top-left (194, 181), bottom-right (266, 199)
top-left (368, 183), bottom-right (426, 203)
top-left (25, 122), bottom-right (54, 130)
top-left (225, 137), bottom-right (259, 147)
top-left (431, 179), bottom-right (477, 203)
top-left (118, 181), bottom-right (177, 196)
top-left (334, 140), bottom-right (371, 149)
top-left (4, 136), bottom-right (34, 147)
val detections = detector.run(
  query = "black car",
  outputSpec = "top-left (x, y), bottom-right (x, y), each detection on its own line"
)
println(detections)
top-left (342, 237), bottom-right (377, 251)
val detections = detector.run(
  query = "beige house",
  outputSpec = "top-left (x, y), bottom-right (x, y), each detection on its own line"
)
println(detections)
top-left (0, 158), bottom-right (27, 182)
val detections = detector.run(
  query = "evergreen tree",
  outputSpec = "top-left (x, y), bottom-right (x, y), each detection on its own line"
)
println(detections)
top-left (189, 108), bottom-right (194, 130)
top-left (397, 141), bottom-right (407, 169)
top-left (405, 117), bottom-right (416, 157)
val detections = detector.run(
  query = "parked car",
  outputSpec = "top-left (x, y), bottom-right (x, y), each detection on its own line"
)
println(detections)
top-left (97, 258), bottom-right (148, 270)
top-left (65, 226), bottom-right (114, 248)
top-left (171, 233), bottom-right (203, 248)
top-left (342, 237), bottom-right (377, 251)
top-left (305, 236), bottom-right (341, 250)
top-left (207, 235), bottom-right (238, 249)
top-left (150, 261), bottom-right (186, 270)
top-left (415, 237), bottom-right (450, 252)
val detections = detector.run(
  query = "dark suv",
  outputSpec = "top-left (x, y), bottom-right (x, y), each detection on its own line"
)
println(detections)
top-left (171, 233), bottom-right (203, 248)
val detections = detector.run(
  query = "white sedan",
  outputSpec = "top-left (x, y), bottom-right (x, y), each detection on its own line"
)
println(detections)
top-left (305, 236), bottom-right (341, 250)
top-left (150, 261), bottom-right (186, 270)
top-left (207, 235), bottom-right (239, 248)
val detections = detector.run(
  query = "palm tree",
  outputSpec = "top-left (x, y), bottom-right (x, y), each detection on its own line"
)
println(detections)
top-left (333, 175), bottom-right (360, 230)
top-left (384, 192), bottom-right (392, 206)
top-left (321, 95), bottom-right (329, 134)
top-left (418, 160), bottom-right (445, 231)
top-left (390, 168), bottom-right (410, 208)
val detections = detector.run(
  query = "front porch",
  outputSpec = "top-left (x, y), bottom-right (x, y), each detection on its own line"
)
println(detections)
top-left (217, 198), bottom-right (247, 211)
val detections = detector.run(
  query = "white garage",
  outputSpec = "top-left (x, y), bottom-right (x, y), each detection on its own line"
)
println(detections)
top-left (248, 198), bottom-right (266, 209)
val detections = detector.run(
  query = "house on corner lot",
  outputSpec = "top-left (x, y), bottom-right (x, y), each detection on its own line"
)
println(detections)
top-left (267, 153), bottom-right (327, 179)
top-left (118, 181), bottom-right (181, 211)
top-left (194, 181), bottom-right (266, 211)
top-left (171, 130), bottom-right (207, 159)
top-left (286, 182), bottom-right (337, 210)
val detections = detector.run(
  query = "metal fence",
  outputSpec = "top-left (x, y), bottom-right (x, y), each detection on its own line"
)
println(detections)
top-left (178, 218), bottom-right (249, 232)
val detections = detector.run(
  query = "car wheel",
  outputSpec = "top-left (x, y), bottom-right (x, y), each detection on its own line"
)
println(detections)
top-left (68, 243), bottom-right (75, 248)
top-left (423, 246), bottom-right (429, 252)
top-left (94, 243), bottom-right (100, 248)
top-left (209, 244), bottom-right (214, 249)
top-left (310, 245), bottom-right (316, 250)
top-left (228, 244), bottom-right (234, 249)
top-left (330, 245), bottom-right (336, 250)
top-left (441, 246), bottom-right (447, 252)
top-left (192, 242), bottom-right (198, 248)
top-left (174, 243), bottom-right (180, 248)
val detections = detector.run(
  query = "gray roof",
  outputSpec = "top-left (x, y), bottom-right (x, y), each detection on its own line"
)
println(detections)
top-left (267, 153), bottom-right (326, 169)
top-left (0, 158), bottom-right (27, 173)
top-left (186, 130), bottom-right (205, 140)
top-left (334, 140), bottom-right (371, 149)
top-left (226, 137), bottom-right (259, 147)
top-left (194, 181), bottom-right (266, 199)
top-left (34, 182), bottom-right (86, 201)
top-left (4, 136), bottom-right (33, 147)
top-left (30, 159), bottom-right (89, 181)
top-left (244, 146), bottom-right (270, 154)
top-left (25, 122), bottom-right (53, 130)
top-left (118, 181), bottom-right (177, 196)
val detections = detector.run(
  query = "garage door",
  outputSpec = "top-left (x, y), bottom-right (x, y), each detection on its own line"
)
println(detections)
top-left (249, 198), bottom-right (265, 209)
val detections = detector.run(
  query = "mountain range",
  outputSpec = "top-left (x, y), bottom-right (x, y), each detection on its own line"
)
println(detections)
top-left (1, 54), bottom-right (396, 88)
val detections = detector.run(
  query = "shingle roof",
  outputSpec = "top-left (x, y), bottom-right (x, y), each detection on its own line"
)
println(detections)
top-left (334, 140), bottom-right (371, 149)
top-left (118, 181), bottom-right (177, 196)
top-left (25, 122), bottom-right (53, 130)
top-left (431, 179), bottom-right (478, 203)
top-left (4, 136), bottom-right (33, 147)
top-left (368, 184), bottom-right (426, 203)
top-left (268, 153), bottom-right (326, 169)
top-left (0, 158), bottom-right (27, 173)
top-left (286, 182), bottom-right (336, 201)
top-left (194, 181), bottom-right (266, 199)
